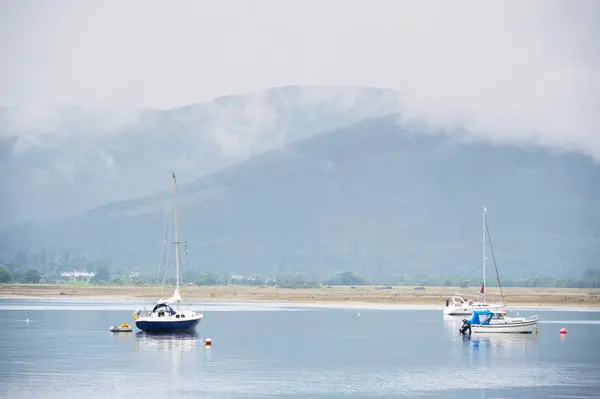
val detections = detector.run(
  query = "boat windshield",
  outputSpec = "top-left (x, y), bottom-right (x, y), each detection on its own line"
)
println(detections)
top-left (451, 296), bottom-right (466, 304)
top-left (151, 303), bottom-right (176, 315)
top-left (469, 310), bottom-right (494, 325)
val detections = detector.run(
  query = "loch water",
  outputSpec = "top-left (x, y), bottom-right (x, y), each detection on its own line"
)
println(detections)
top-left (1, 298), bottom-right (599, 398)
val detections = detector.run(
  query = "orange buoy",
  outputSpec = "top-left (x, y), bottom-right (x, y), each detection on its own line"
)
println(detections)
top-left (559, 328), bottom-right (567, 334)
top-left (205, 338), bottom-right (212, 346)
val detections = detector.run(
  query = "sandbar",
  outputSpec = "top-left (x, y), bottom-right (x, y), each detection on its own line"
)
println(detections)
top-left (1, 284), bottom-right (599, 308)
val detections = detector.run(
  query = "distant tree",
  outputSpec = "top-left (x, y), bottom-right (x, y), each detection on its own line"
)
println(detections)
top-left (459, 280), bottom-right (469, 288)
top-left (444, 280), bottom-right (453, 287)
top-left (89, 261), bottom-right (108, 272)
top-left (196, 273), bottom-right (219, 286)
top-left (11, 271), bottom-right (24, 283)
top-left (165, 277), bottom-right (176, 285)
top-left (326, 271), bottom-right (366, 286)
top-left (92, 268), bottom-right (111, 283)
top-left (11, 251), bottom-right (30, 267)
top-left (0, 264), bottom-right (11, 283)
top-left (583, 269), bottom-right (600, 288)
top-left (183, 270), bottom-right (196, 284)
top-left (583, 268), bottom-right (600, 277)
top-left (23, 269), bottom-right (41, 284)
top-left (392, 274), bottom-right (405, 285)
top-left (250, 275), bottom-right (263, 286)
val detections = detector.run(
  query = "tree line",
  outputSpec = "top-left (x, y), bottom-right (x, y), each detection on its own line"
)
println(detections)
top-left (1, 249), bottom-right (599, 288)
top-left (2, 263), bottom-right (599, 290)
top-left (0, 265), bottom-right (41, 284)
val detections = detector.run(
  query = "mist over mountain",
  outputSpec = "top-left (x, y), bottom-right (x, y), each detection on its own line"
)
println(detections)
top-left (0, 86), bottom-right (401, 227)
top-left (2, 114), bottom-right (598, 279)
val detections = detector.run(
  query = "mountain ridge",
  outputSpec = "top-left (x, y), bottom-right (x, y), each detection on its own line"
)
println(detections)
top-left (0, 86), bottom-right (403, 227)
top-left (2, 114), bottom-right (598, 279)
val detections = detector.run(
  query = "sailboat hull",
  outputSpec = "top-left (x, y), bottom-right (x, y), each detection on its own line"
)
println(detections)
top-left (135, 318), bottom-right (200, 333)
top-left (471, 319), bottom-right (538, 334)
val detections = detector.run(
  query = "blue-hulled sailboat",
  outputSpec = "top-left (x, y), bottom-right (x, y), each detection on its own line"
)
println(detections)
top-left (133, 172), bottom-right (203, 333)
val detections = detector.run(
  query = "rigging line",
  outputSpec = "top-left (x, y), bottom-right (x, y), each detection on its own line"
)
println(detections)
top-left (159, 194), bottom-right (173, 300)
top-left (182, 243), bottom-right (191, 286)
top-left (154, 194), bottom-right (171, 287)
top-left (173, 175), bottom-right (183, 296)
top-left (160, 216), bottom-right (172, 299)
top-left (162, 201), bottom-right (174, 297)
top-left (485, 218), bottom-right (505, 304)
top-left (184, 243), bottom-right (193, 285)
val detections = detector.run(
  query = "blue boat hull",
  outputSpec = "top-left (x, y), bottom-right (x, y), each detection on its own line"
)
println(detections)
top-left (135, 318), bottom-right (200, 333)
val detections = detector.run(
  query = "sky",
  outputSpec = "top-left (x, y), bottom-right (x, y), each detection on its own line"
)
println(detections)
top-left (0, 0), bottom-right (599, 159)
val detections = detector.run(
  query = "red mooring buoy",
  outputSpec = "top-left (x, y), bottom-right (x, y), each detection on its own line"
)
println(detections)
top-left (560, 328), bottom-right (567, 334)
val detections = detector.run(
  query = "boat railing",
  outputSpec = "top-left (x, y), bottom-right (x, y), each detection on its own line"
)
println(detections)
top-left (526, 315), bottom-right (539, 322)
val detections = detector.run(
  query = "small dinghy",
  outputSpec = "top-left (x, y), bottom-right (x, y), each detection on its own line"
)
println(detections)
top-left (109, 323), bottom-right (133, 332)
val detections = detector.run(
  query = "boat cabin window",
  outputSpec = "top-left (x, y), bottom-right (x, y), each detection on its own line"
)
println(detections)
top-left (158, 311), bottom-right (164, 317)
top-left (180, 314), bottom-right (185, 318)
top-left (176, 314), bottom-right (180, 319)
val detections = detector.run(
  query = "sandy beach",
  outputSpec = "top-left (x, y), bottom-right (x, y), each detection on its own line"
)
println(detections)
top-left (1, 284), bottom-right (599, 307)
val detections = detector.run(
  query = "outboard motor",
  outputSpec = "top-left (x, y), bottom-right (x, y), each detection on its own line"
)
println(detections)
top-left (459, 318), bottom-right (472, 335)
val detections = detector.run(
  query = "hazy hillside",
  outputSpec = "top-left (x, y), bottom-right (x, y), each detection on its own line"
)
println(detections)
top-left (0, 86), bottom-right (401, 227)
top-left (2, 115), bottom-right (598, 279)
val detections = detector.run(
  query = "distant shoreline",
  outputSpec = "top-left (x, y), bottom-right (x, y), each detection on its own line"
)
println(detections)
top-left (1, 284), bottom-right (599, 308)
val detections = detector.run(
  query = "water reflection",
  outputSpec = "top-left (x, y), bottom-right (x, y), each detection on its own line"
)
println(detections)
top-left (109, 330), bottom-right (133, 345)
top-left (134, 332), bottom-right (204, 376)
top-left (461, 332), bottom-right (539, 361)
top-left (134, 331), bottom-right (201, 353)
top-left (463, 333), bottom-right (539, 347)
top-left (560, 333), bottom-right (567, 343)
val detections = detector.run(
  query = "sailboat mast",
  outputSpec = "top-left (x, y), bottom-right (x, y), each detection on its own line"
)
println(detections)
top-left (482, 202), bottom-right (487, 302)
top-left (172, 172), bottom-right (181, 296)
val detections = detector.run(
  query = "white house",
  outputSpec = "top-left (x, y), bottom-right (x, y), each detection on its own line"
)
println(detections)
top-left (60, 270), bottom-right (96, 282)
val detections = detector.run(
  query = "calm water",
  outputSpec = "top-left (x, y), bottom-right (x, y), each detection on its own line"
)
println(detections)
top-left (1, 298), bottom-right (599, 398)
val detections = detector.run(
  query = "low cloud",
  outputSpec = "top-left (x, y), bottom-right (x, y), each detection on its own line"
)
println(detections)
top-left (0, 0), bottom-right (598, 161)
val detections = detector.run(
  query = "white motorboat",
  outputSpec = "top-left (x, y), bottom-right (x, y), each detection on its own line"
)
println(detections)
top-left (459, 310), bottom-right (539, 334)
top-left (443, 203), bottom-right (505, 316)
top-left (443, 295), bottom-right (505, 316)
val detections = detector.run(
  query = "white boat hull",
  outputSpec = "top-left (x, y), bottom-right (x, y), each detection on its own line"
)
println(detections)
top-left (109, 326), bottom-right (132, 332)
top-left (471, 318), bottom-right (538, 334)
top-left (443, 303), bottom-right (505, 316)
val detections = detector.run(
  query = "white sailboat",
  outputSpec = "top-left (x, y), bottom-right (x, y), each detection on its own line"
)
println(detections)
top-left (455, 204), bottom-right (540, 334)
top-left (459, 309), bottom-right (539, 334)
top-left (133, 172), bottom-right (203, 333)
top-left (443, 203), bottom-right (505, 316)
